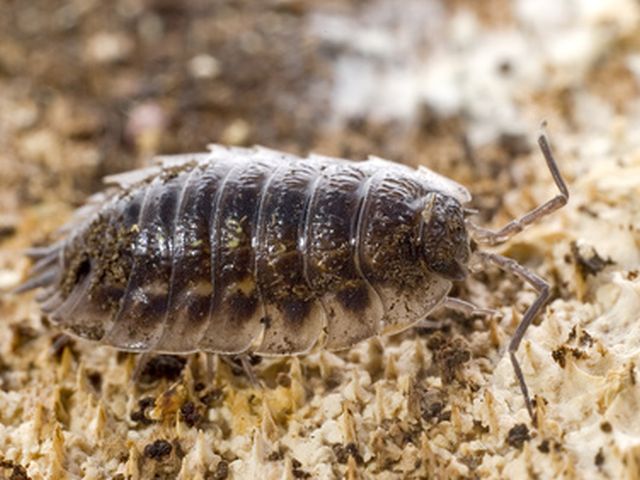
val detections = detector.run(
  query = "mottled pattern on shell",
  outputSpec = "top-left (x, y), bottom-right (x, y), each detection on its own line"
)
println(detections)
top-left (20, 145), bottom-right (471, 355)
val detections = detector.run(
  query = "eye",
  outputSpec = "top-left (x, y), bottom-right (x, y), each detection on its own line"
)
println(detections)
top-left (74, 258), bottom-right (92, 284)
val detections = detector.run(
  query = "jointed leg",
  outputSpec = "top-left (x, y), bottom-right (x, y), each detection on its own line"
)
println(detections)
top-left (475, 251), bottom-right (550, 423)
top-left (441, 297), bottom-right (497, 317)
top-left (468, 129), bottom-right (569, 246)
top-left (132, 352), bottom-right (153, 383)
top-left (239, 355), bottom-right (261, 387)
top-left (205, 353), bottom-right (216, 382)
top-left (220, 355), bottom-right (262, 387)
top-left (417, 297), bottom-right (496, 329)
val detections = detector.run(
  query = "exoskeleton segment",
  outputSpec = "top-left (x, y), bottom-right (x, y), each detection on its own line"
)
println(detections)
top-left (18, 129), bottom-right (568, 421)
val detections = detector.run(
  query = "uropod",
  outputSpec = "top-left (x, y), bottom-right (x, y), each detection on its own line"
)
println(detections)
top-left (18, 129), bottom-right (568, 421)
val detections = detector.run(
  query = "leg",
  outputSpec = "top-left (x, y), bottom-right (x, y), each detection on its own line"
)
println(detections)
top-left (416, 297), bottom-right (497, 329)
top-left (131, 352), bottom-right (152, 383)
top-left (220, 355), bottom-right (262, 387)
top-left (441, 297), bottom-right (497, 317)
top-left (475, 251), bottom-right (550, 423)
top-left (205, 353), bottom-right (216, 382)
top-left (239, 355), bottom-right (261, 387)
top-left (468, 128), bottom-right (569, 246)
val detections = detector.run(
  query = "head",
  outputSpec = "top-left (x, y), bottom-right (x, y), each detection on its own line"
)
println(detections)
top-left (419, 192), bottom-right (470, 281)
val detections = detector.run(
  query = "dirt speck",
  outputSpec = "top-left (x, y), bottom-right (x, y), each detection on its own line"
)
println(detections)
top-left (207, 460), bottom-right (229, 480)
top-left (600, 422), bottom-right (612, 433)
top-left (507, 424), bottom-right (531, 449)
top-left (552, 345), bottom-right (587, 369)
top-left (144, 439), bottom-right (173, 460)
top-left (0, 458), bottom-right (30, 480)
top-left (570, 241), bottom-right (614, 278)
top-left (419, 388), bottom-right (450, 423)
top-left (139, 355), bottom-right (186, 383)
top-left (332, 442), bottom-right (364, 465)
top-left (426, 332), bottom-right (471, 384)
top-left (291, 458), bottom-right (311, 479)
top-left (180, 401), bottom-right (202, 428)
top-left (538, 439), bottom-right (550, 453)
top-left (131, 397), bottom-right (156, 426)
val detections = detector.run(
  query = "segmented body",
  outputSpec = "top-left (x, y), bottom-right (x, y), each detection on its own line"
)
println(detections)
top-left (22, 146), bottom-right (472, 355)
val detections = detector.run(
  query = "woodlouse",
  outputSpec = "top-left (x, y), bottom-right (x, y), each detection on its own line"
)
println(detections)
top-left (18, 130), bottom-right (568, 420)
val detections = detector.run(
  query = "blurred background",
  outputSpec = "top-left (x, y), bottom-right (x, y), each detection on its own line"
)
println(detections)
top-left (2, 0), bottom-right (638, 226)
